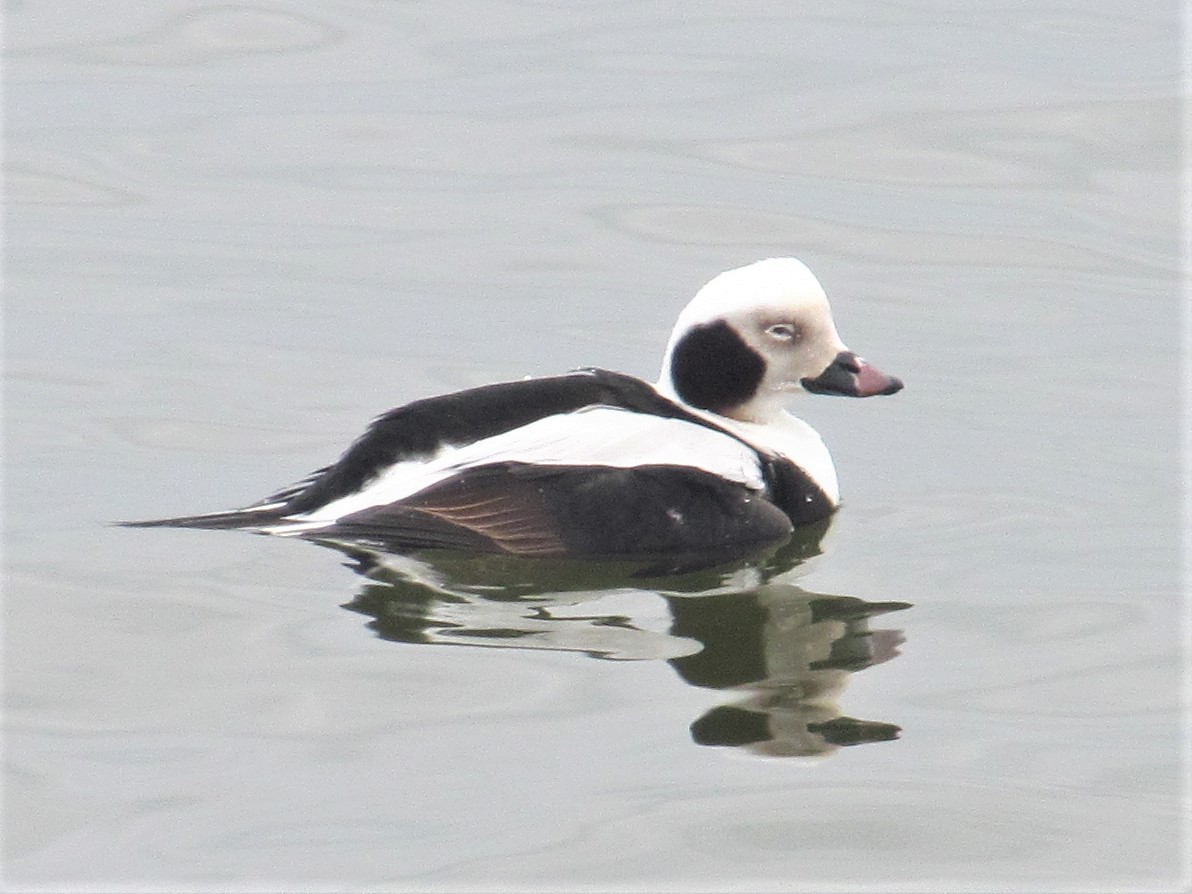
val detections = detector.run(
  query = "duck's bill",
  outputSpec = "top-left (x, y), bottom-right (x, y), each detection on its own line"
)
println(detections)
top-left (801, 351), bottom-right (903, 397)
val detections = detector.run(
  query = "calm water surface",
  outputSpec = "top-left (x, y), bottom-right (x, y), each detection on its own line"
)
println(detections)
top-left (4, 1), bottom-right (1185, 891)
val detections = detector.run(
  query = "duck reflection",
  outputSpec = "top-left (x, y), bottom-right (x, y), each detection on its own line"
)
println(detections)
top-left (324, 524), bottom-right (909, 758)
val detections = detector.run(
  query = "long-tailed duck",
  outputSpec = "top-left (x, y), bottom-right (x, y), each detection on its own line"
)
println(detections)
top-left (126, 258), bottom-right (902, 562)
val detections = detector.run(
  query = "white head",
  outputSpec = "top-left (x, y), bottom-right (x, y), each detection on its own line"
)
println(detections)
top-left (657, 258), bottom-right (902, 423)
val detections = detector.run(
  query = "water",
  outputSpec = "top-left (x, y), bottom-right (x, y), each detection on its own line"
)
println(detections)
top-left (4, 1), bottom-right (1185, 890)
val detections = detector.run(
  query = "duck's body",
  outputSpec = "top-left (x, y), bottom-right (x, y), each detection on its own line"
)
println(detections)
top-left (127, 258), bottom-right (902, 563)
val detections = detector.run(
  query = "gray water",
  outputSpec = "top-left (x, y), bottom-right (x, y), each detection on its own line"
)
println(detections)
top-left (4, 1), bottom-right (1186, 891)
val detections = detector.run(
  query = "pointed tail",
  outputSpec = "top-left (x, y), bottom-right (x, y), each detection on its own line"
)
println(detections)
top-left (117, 506), bottom-right (287, 530)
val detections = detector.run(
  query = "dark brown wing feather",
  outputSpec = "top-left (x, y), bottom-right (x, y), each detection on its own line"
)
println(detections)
top-left (323, 469), bottom-right (568, 557)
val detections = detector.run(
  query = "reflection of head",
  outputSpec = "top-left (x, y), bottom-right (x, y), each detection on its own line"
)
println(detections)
top-left (693, 703), bottom-right (902, 758)
top-left (669, 586), bottom-right (909, 757)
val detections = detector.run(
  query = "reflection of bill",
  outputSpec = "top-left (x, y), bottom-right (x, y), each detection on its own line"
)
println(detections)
top-left (668, 590), bottom-right (909, 757)
top-left (332, 537), bottom-right (909, 759)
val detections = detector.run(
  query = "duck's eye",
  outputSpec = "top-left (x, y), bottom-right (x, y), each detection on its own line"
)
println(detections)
top-left (766, 323), bottom-right (798, 341)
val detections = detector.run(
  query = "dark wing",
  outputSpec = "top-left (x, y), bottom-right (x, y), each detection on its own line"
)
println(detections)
top-left (305, 461), bottom-right (795, 563)
top-left (307, 466), bottom-right (568, 556)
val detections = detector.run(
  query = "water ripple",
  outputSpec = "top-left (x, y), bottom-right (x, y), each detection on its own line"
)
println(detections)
top-left (16, 6), bottom-right (344, 66)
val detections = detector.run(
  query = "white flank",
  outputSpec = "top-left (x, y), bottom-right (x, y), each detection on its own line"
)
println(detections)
top-left (264, 406), bottom-right (767, 534)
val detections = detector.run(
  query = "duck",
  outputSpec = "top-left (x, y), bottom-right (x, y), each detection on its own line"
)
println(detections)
top-left (125, 258), bottom-right (902, 563)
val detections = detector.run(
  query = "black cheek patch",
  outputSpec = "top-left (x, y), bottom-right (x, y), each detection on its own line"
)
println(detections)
top-left (669, 321), bottom-right (765, 413)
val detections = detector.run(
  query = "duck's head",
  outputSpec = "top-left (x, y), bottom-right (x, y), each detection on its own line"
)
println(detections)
top-left (657, 258), bottom-right (903, 423)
